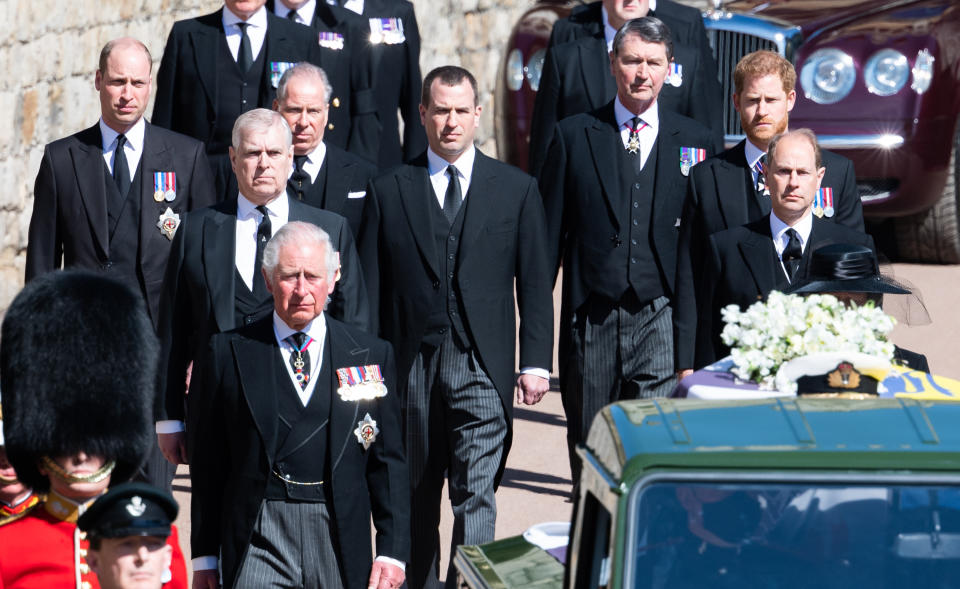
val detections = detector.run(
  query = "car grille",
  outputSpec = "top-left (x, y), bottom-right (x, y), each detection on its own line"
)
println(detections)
top-left (703, 12), bottom-right (803, 143)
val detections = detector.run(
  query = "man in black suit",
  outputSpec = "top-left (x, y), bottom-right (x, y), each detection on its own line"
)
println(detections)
top-left (152, 0), bottom-right (377, 194)
top-left (340, 0), bottom-right (427, 167)
top-left (274, 63), bottom-right (376, 238)
top-left (362, 66), bottom-right (553, 588)
top-left (529, 0), bottom-right (722, 175)
top-left (24, 37), bottom-right (215, 491)
top-left (693, 129), bottom-right (876, 367)
top-left (539, 18), bottom-right (715, 480)
top-left (268, 0), bottom-right (379, 162)
top-left (155, 109), bottom-right (369, 468)
top-left (674, 50), bottom-right (865, 374)
top-left (188, 221), bottom-right (408, 589)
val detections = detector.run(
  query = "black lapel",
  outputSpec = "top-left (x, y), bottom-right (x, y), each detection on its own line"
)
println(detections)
top-left (204, 200), bottom-right (240, 332)
top-left (138, 124), bottom-right (175, 269)
top-left (652, 113), bottom-right (682, 228)
top-left (188, 11), bottom-right (222, 114)
top-left (326, 319), bottom-right (371, 472)
top-left (69, 124), bottom-right (110, 257)
top-left (715, 141), bottom-right (752, 229)
top-left (578, 36), bottom-right (614, 109)
top-left (585, 104), bottom-right (624, 231)
top-left (457, 151), bottom-right (496, 263)
top-left (320, 148), bottom-right (351, 214)
top-left (232, 318), bottom-right (281, 461)
top-left (396, 155), bottom-right (441, 280)
top-left (737, 219), bottom-right (779, 296)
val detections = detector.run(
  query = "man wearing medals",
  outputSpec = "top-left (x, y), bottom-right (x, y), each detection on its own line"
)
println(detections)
top-left (538, 17), bottom-right (714, 485)
top-left (0, 271), bottom-right (189, 589)
top-left (674, 50), bottom-right (867, 377)
top-left (23, 38), bottom-right (215, 493)
top-left (187, 221), bottom-right (408, 589)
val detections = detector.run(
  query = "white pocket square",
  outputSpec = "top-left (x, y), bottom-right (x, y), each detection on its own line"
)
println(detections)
top-left (348, 191), bottom-right (366, 199)
top-left (675, 218), bottom-right (681, 227)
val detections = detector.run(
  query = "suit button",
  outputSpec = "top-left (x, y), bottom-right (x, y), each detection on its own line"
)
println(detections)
top-left (632, 219), bottom-right (638, 226)
top-left (449, 235), bottom-right (456, 242)
top-left (439, 328), bottom-right (447, 334)
top-left (633, 202), bottom-right (639, 208)
top-left (448, 272), bottom-right (454, 278)
top-left (631, 257), bottom-right (637, 264)
top-left (448, 254), bottom-right (454, 260)
top-left (328, 123), bottom-right (334, 130)
top-left (432, 281), bottom-right (440, 289)
top-left (245, 316), bottom-right (254, 324)
top-left (631, 239), bottom-right (637, 245)
top-left (332, 97), bottom-right (340, 108)
top-left (101, 261), bottom-right (113, 269)
top-left (634, 183), bottom-right (641, 189)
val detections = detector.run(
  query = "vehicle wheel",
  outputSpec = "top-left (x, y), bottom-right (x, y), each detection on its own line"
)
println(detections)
top-left (895, 125), bottom-right (960, 263)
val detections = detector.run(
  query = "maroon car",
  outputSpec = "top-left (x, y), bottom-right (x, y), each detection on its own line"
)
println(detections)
top-left (496, 0), bottom-right (960, 262)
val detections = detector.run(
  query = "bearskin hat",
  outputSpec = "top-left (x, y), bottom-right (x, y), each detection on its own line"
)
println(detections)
top-left (0, 271), bottom-right (157, 492)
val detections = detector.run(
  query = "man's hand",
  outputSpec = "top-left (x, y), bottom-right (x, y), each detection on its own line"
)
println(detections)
top-left (516, 374), bottom-right (550, 405)
top-left (158, 432), bottom-right (188, 465)
top-left (367, 560), bottom-right (404, 589)
top-left (677, 369), bottom-right (694, 381)
top-left (193, 570), bottom-right (219, 589)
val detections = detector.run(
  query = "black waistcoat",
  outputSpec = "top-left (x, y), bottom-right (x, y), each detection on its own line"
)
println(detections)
top-left (421, 192), bottom-right (470, 348)
top-left (100, 162), bottom-right (143, 297)
top-left (234, 268), bottom-right (273, 327)
top-left (613, 138), bottom-right (666, 304)
top-left (209, 36), bottom-right (267, 155)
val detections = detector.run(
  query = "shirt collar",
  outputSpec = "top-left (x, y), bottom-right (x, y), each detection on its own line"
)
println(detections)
top-left (304, 141), bottom-right (327, 167)
top-left (614, 96), bottom-right (659, 132)
top-left (223, 4), bottom-right (268, 29)
top-left (602, 2), bottom-right (657, 49)
top-left (99, 117), bottom-right (145, 151)
top-left (273, 0), bottom-right (315, 23)
top-left (770, 208), bottom-right (814, 249)
top-left (237, 190), bottom-right (289, 220)
top-left (273, 309), bottom-right (326, 345)
top-left (426, 145), bottom-right (476, 180)
top-left (744, 138), bottom-right (767, 169)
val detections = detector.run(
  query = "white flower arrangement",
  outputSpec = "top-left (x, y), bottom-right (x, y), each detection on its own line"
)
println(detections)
top-left (720, 291), bottom-right (896, 393)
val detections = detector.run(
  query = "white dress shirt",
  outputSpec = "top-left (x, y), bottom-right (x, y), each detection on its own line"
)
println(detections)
top-left (235, 191), bottom-right (291, 290)
top-left (614, 96), bottom-right (659, 170)
top-left (223, 5), bottom-right (268, 63)
top-left (602, 1), bottom-right (658, 52)
top-left (770, 210), bottom-right (813, 279)
top-left (273, 0), bottom-right (316, 24)
top-left (100, 117), bottom-right (145, 177)
top-left (290, 142), bottom-right (328, 183)
top-left (426, 145), bottom-right (476, 208)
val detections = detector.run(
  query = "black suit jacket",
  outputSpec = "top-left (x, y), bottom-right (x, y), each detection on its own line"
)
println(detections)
top-left (673, 139), bottom-right (865, 368)
top-left (357, 0), bottom-right (426, 167)
top-left (539, 103), bottom-right (715, 321)
top-left (187, 316), bottom-right (408, 589)
top-left (25, 122), bottom-right (215, 325)
top-left (694, 216), bottom-right (876, 368)
top-left (152, 9), bottom-right (377, 162)
top-left (529, 0), bottom-right (722, 175)
top-left (221, 143), bottom-right (377, 238)
top-left (362, 150), bottom-right (554, 481)
top-left (157, 197), bottom-right (370, 422)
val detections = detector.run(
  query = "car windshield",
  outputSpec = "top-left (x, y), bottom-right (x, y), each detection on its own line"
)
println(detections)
top-left (629, 480), bottom-right (960, 588)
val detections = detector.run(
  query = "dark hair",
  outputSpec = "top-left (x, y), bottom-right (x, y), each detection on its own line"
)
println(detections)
top-left (612, 16), bottom-right (674, 61)
top-left (768, 128), bottom-right (822, 169)
top-left (421, 65), bottom-right (479, 108)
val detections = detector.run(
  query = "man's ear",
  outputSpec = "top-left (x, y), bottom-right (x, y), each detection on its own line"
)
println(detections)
top-left (87, 550), bottom-right (102, 577)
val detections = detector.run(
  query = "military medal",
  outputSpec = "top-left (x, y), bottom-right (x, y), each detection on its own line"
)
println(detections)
top-left (354, 413), bottom-right (379, 449)
top-left (667, 62), bottom-right (683, 88)
top-left (337, 364), bottom-right (388, 401)
top-left (157, 207), bottom-right (181, 241)
top-left (624, 119), bottom-right (647, 155)
top-left (289, 335), bottom-right (313, 386)
top-left (820, 187), bottom-right (835, 217)
top-left (369, 17), bottom-right (405, 45)
top-left (154, 172), bottom-right (176, 203)
top-left (680, 146), bottom-right (706, 177)
top-left (269, 61), bottom-right (297, 88)
top-left (318, 32), bottom-right (345, 50)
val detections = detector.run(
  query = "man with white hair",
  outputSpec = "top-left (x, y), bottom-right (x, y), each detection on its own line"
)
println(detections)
top-left (155, 108), bottom-right (370, 469)
top-left (188, 221), bottom-right (409, 589)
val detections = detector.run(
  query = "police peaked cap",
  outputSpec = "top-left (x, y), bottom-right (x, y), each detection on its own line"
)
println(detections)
top-left (0, 271), bottom-right (158, 492)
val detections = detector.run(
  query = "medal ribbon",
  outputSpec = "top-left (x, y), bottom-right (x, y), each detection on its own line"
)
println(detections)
top-left (289, 335), bottom-right (314, 387)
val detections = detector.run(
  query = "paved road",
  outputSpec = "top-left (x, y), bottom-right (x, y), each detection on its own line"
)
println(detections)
top-left (173, 262), bottom-right (960, 579)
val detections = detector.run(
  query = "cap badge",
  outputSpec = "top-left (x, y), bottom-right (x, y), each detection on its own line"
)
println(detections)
top-left (354, 413), bottom-right (379, 450)
top-left (827, 362), bottom-right (862, 389)
top-left (126, 496), bottom-right (147, 517)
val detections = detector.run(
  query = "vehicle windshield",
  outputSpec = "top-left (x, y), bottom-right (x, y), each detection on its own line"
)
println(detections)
top-left (630, 480), bottom-right (960, 588)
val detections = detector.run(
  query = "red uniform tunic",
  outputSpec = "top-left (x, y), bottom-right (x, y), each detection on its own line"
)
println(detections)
top-left (0, 491), bottom-right (39, 526)
top-left (0, 491), bottom-right (188, 589)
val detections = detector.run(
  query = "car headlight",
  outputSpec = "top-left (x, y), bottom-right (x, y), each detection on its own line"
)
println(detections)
top-left (911, 48), bottom-right (935, 94)
top-left (800, 49), bottom-right (856, 104)
top-left (506, 49), bottom-right (524, 92)
top-left (526, 49), bottom-right (546, 92)
top-left (864, 49), bottom-right (909, 96)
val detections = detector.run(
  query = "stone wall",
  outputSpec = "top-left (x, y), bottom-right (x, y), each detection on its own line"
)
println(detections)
top-left (0, 0), bottom-right (705, 315)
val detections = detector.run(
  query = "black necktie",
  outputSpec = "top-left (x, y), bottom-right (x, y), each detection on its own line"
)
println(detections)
top-left (287, 332), bottom-right (311, 390)
top-left (113, 134), bottom-right (130, 197)
top-left (253, 205), bottom-right (272, 296)
top-left (443, 165), bottom-right (462, 224)
top-left (237, 22), bottom-right (253, 73)
top-left (286, 8), bottom-right (298, 21)
top-left (288, 155), bottom-right (310, 200)
top-left (782, 228), bottom-right (803, 281)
